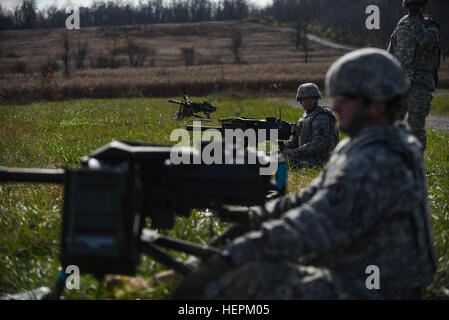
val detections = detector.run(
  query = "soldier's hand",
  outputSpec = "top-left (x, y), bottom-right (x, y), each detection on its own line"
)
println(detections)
top-left (169, 253), bottom-right (234, 299)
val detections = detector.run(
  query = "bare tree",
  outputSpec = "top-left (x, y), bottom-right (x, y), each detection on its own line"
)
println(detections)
top-left (19, 0), bottom-right (37, 29)
top-left (230, 28), bottom-right (243, 64)
top-left (293, 19), bottom-right (301, 50)
top-left (72, 40), bottom-right (89, 70)
top-left (181, 46), bottom-right (195, 66)
top-left (288, 1), bottom-right (310, 61)
top-left (62, 32), bottom-right (70, 78)
top-left (296, 0), bottom-right (317, 63)
top-left (124, 34), bottom-right (154, 67)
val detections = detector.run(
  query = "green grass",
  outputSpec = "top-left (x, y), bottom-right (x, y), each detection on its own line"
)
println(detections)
top-left (0, 96), bottom-right (448, 299)
top-left (0, 95), bottom-right (308, 299)
top-left (424, 129), bottom-right (449, 298)
top-left (431, 95), bottom-right (449, 116)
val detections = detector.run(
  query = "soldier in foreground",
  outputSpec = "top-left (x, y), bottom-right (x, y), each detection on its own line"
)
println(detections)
top-left (281, 83), bottom-right (339, 169)
top-left (171, 48), bottom-right (437, 299)
top-left (387, 0), bottom-right (441, 150)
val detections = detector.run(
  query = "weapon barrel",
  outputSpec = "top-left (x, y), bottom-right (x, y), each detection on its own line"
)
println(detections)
top-left (140, 228), bottom-right (217, 259)
top-left (168, 99), bottom-right (183, 105)
top-left (140, 242), bottom-right (193, 276)
top-left (154, 235), bottom-right (218, 259)
top-left (186, 125), bottom-right (223, 132)
top-left (208, 224), bottom-right (249, 247)
top-left (0, 167), bottom-right (65, 183)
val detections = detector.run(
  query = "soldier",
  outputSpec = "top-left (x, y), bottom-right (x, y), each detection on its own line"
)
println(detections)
top-left (171, 48), bottom-right (437, 299)
top-left (387, 0), bottom-right (441, 150)
top-left (281, 83), bottom-right (339, 169)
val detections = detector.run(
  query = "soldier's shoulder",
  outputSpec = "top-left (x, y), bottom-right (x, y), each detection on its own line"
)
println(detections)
top-left (321, 106), bottom-right (337, 119)
top-left (327, 140), bottom-right (381, 179)
top-left (339, 140), bottom-right (409, 182)
top-left (369, 127), bottom-right (421, 165)
top-left (315, 109), bottom-right (332, 120)
top-left (398, 15), bottom-right (410, 25)
top-left (315, 106), bottom-right (336, 119)
top-left (342, 127), bottom-right (419, 167)
top-left (424, 15), bottom-right (441, 30)
top-left (330, 127), bottom-right (421, 183)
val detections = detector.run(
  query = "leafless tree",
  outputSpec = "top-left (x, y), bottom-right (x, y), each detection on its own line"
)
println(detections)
top-left (62, 32), bottom-right (70, 78)
top-left (181, 46), bottom-right (195, 66)
top-left (230, 28), bottom-right (243, 64)
top-left (124, 34), bottom-right (155, 67)
top-left (72, 40), bottom-right (89, 70)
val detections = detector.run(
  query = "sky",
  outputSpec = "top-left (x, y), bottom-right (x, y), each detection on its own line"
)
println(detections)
top-left (1, 0), bottom-right (273, 10)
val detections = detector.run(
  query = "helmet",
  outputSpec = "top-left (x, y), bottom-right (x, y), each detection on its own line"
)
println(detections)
top-left (296, 83), bottom-right (322, 101)
top-left (325, 48), bottom-right (409, 101)
top-left (402, 0), bottom-right (427, 8)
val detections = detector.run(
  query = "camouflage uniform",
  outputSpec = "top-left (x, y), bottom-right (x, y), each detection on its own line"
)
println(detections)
top-left (172, 49), bottom-right (437, 300)
top-left (203, 125), bottom-right (436, 299)
top-left (387, 6), bottom-right (441, 150)
top-left (285, 84), bottom-right (339, 168)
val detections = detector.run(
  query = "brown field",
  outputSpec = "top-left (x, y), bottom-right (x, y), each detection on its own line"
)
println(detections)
top-left (1, 21), bottom-right (448, 104)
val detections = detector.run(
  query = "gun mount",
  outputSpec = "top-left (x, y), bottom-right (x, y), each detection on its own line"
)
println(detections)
top-left (187, 116), bottom-right (297, 149)
top-left (169, 89), bottom-right (217, 120)
top-left (0, 139), bottom-right (286, 298)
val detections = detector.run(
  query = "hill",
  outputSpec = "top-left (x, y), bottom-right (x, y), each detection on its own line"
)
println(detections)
top-left (1, 21), bottom-right (448, 104)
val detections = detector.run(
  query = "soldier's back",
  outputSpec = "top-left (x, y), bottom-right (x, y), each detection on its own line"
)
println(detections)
top-left (304, 125), bottom-right (436, 297)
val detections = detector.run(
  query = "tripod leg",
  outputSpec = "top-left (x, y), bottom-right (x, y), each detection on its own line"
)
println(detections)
top-left (140, 241), bottom-right (193, 276)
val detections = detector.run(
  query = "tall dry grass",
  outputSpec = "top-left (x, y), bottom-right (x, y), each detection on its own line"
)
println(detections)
top-left (0, 62), bottom-right (331, 104)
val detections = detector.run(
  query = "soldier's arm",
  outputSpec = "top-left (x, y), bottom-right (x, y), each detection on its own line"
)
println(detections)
top-left (250, 171), bottom-right (323, 222)
top-left (412, 16), bottom-right (439, 49)
top-left (285, 134), bottom-right (298, 149)
top-left (293, 114), bottom-right (331, 157)
top-left (285, 119), bottom-right (302, 149)
top-left (224, 147), bottom-right (422, 265)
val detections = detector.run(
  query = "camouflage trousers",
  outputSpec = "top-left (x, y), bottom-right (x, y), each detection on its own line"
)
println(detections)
top-left (401, 83), bottom-right (433, 151)
top-left (201, 261), bottom-right (423, 299)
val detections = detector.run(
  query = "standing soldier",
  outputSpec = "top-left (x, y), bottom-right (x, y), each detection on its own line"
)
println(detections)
top-left (171, 48), bottom-right (437, 300)
top-left (281, 83), bottom-right (339, 169)
top-left (387, 0), bottom-right (441, 150)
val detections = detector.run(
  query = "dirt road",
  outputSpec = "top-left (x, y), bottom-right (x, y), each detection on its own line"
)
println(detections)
top-left (307, 34), bottom-right (355, 52)
top-left (288, 99), bottom-right (449, 132)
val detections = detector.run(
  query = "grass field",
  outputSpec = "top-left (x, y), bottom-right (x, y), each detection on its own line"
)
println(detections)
top-left (0, 95), bottom-right (448, 299)
top-left (432, 95), bottom-right (449, 116)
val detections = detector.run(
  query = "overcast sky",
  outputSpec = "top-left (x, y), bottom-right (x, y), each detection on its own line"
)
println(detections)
top-left (1, 0), bottom-right (272, 10)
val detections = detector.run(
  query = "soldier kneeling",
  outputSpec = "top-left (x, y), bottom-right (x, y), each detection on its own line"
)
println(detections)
top-left (281, 83), bottom-right (339, 169)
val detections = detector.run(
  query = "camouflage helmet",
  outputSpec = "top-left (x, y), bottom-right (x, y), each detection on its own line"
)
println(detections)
top-left (402, 0), bottom-right (427, 8)
top-left (296, 83), bottom-right (322, 101)
top-left (325, 48), bottom-right (409, 101)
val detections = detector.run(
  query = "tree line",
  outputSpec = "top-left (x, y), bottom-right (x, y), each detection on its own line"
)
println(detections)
top-left (0, 0), bottom-right (447, 56)
top-left (0, 0), bottom-right (255, 29)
